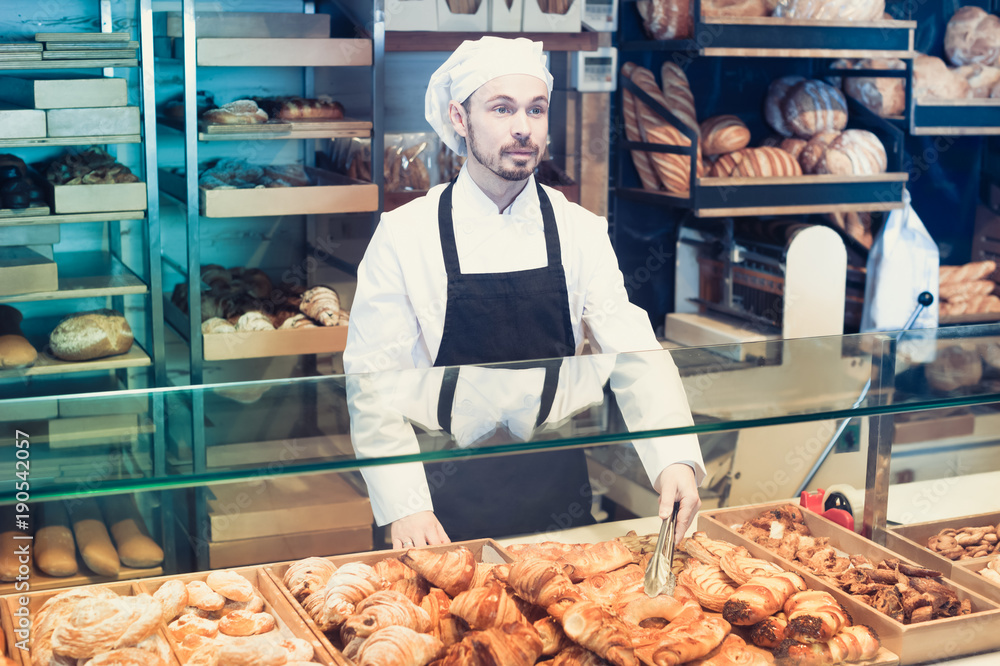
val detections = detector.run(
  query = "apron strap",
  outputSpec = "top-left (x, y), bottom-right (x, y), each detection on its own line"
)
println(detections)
top-left (534, 181), bottom-right (562, 269)
top-left (436, 361), bottom-right (562, 434)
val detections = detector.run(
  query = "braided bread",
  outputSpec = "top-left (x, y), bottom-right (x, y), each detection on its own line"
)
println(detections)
top-left (722, 572), bottom-right (807, 625)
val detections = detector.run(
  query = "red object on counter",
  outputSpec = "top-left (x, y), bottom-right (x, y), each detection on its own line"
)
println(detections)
top-left (800, 489), bottom-right (855, 531)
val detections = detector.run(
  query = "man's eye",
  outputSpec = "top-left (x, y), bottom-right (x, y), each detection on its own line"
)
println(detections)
top-left (495, 106), bottom-right (509, 114)
top-left (529, 107), bottom-right (546, 115)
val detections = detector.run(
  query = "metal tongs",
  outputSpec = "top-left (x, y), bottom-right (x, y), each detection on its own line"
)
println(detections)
top-left (644, 502), bottom-right (680, 597)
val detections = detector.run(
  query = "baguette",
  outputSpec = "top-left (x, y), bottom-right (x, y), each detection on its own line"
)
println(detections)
top-left (36, 501), bottom-right (78, 577)
top-left (101, 494), bottom-right (164, 569)
top-left (69, 497), bottom-right (121, 576)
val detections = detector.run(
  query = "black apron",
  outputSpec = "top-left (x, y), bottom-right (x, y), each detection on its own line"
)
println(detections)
top-left (425, 179), bottom-right (594, 541)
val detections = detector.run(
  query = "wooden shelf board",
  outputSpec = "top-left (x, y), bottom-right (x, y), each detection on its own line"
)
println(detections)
top-left (0, 343), bottom-right (151, 378)
top-left (203, 325), bottom-right (349, 361)
top-left (386, 31), bottom-right (600, 52)
top-left (911, 127), bottom-right (1000, 136)
top-left (0, 562), bottom-right (162, 595)
top-left (0, 252), bottom-right (147, 303)
top-left (197, 118), bottom-right (371, 141)
top-left (694, 202), bottom-right (904, 218)
top-left (700, 16), bottom-right (916, 29)
top-left (0, 58), bottom-right (137, 69)
top-left (702, 47), bottom-right (914, 58)
top-left (0, 209), bottom-right (145, 227)
top-left (0, 134), bottom-right (141, 147)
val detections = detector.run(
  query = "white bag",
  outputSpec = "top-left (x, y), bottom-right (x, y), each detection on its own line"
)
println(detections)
top-left (861, 187), bottom-right (939, 361)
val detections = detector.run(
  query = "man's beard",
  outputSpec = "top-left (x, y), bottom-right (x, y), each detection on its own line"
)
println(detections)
top-left (467, 119), bottom-right (538, 182)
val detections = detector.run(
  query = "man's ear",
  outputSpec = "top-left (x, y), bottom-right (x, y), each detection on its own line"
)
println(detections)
top-left (448, 100), bottom-right (469, 139)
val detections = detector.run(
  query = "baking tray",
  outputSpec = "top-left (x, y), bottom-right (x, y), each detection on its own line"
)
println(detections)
top-left (138, 566), bottom-right (337, 665)
top-left (264, 539), bottom-right (511, 666)
top-left (202, 325), bottom-right (348, 361)
top-left (47, 181), bottom-right (147, 214)
top-left (885, 511), bottom-right (1000, 578)
top-left (701, 502), bottom-right (1000, 665)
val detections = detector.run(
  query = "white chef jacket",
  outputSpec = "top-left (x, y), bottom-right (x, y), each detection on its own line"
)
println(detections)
top-left (343, 166), bottom-right (706, 526)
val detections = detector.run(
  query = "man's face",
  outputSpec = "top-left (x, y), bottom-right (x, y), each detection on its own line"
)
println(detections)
top-left (460, 74), bottom-right (549, 182)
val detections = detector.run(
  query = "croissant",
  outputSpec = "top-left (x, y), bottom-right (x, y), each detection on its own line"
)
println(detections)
top-left (722, 572), bottom-right (807, 626)
top-left (686, 633), bottom-right (775, 665)
top-left (632, 608), bottom-right (730, 666)
top-left (507, 541), bottom-right (586, 561)
top-left (400, 547), bottom-right (476, 597)
top-left (471, 561), bottom-right (504, 588)
top-left (508, 558), bottom-right (587, 619)
top-left (299, 286), bottom-right (341, 326)
top-left (560, 600), bottom-right (637, 666)
top-left (557, 540), bottom-right (636, 582)
top-left (679, 532), bottom-right (738, 565)
top-left (552, 645), bottom-right (616, 665)
top-left (356, 625), bottom-right (444, 666)
top-left (678, 560), bottom-right (738, 612)
top-left (390, 575), bottom-right (431, 605)
top-left (749, 611), bottom-right (788, 648)
top-left (421, 587), bottom-right (468, 647)
top-left (535, 616), bottom-right (575, 656)
top-left (436, 622), bottom-right (544, 666)
top-left (450, 580), bottom-right (529, 630)
top-left (719, 547), bottom-right (784, 585)
top-left (577, 564), bottom-right (645, 605)
top-left (321, 561), bottom-right (386, 627)
top-left (783, 590), bottom-right (851, 643)
top-left (341, 590), bottom-right (431, 642)
top-left (373, 557), bottom-right (417, 584)
top-left (773, 624), bottom-right (880, 664)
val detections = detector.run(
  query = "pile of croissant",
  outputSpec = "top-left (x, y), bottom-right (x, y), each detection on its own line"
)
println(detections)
top-left (281, 536), bottom-right (881, 665)
top-left (736, 504), bottom-right (972, 625)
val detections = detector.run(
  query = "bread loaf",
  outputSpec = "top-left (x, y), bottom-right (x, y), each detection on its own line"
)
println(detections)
top-left (779, 138), bottom-right (808, 162)
top-left (49, 309), bottom-right (134, 362)
top-left (36, 501), bottom-right (78, 577)
top-left (944, 6), bottom-right (1000, 67)
top-left (700, 115), bottom-right (751, 155)
top-left (701, 0), bottom-right (767, 18)
top-left (941, 294), bottom-right (1000, 316)
top-left (0, 304), bottom-right (37, 369)
top-left (953, 63), bottom-right (1000, 98)
top-left (733, 147), bottom-right (802, 178)
top-left (251, 96), bottom-right (344, 120)
top-left (940, 260), bottom-right (997, 284)
top-left (940, 279), bottom-right (996, 301)
top-left (925, 345), bottom-right (984, 392)
top-left (709, 149), bottom-right (749, 177)
top-left (621, 64), bottom-right (663, 191)
top-left (914, 55), bottom-right (971, 100)
top-left (202, 99), bottom-right (269, 125)
top-left (636, 0), bottom-right (692, 40)
top-left (101, 494), bottom-right (164, 569)
top-left (816, 129), bottom-right (887, 176)
top-left (659, 63), bottom-right (700, 136)
top-left (781, 80), bottom-right (849, 138)
top-left (764, 76), bottom-right (806, 137)
top-left (773, 0), bottom-right (884, 20)
top-left (798, 131), bottom-right (841, 174)
top-left (69, 497), bottom-right (121, 576)
top-left (842, 58), bottom-right (907, 116)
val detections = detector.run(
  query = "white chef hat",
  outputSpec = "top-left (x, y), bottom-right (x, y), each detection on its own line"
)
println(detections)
top-left (425, 36), bottom-right (553, 156)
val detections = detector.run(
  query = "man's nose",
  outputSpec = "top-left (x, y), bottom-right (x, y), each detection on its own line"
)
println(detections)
top-left (511, 109), bottom-right (530, 137)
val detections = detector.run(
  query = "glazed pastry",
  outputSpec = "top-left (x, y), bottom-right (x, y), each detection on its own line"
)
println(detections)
top-left (719, 546), bottom-right (785, 585)
top-left (507, 558), bottom-right (586, 620)
top-left (322, 561), bottom-right (386, 627)
top-left (560, 600), bottom-right (636, 666)
top-left (506, 542), bottom-right (585, 561)
top-left (400, 546), bottom-right (476, 597)
top-left (51, 594), bottom-right (161, 658)
top-left (722, 572), bottom-right (808, 625)
top-left (688, 633), bottom-right (774, 665)
top-left (555, 540), bottom-right (634, 582)
top-left (390, 575), bottom-right (431, 605)
top-left (437, 622), bottom-right (544, 666)
top-left (549, 645), bottom-right (612, 665)
top-left (575, 563), bottom-right (645, 605)
top-left (535, 616), bottom-right (574, 656)
top-left (678, 559), bottom-right (738, 612)
top-left (356, 625), bottom-right (444, 666)
top-left (774, 624), bottom-right (880, 663)
top-left (680, 532), bottom-right (740, 565)
top-left (342, 590), bottom-right (431, 641)
top-left (449, 581), bottom-right (528, 630)
top-left (750, 611), bottom-right (788, 648)
top-left (373, 557), bottom-right (417, 584)
top-left (218, 609), bottom-right (276, 636)
top-left (632, 606), bottom-right (730, 665)
top-left (80, 648), bottom-right (168, 666)
top-left (284, 557), bottom-right (338, 601)
top-left (784, 590), bottom-right (852, 643)
top-left (299, 286), bottom-right (342, 326)
top-left (168, 614), bottom-right (219, 641)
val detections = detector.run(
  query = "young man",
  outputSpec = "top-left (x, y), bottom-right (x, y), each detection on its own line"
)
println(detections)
top-left (344, 37), bottom-right (704, 549)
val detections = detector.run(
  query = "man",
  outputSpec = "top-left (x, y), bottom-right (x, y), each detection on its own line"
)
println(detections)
top-left (344, 37), bottom-right (704, 549)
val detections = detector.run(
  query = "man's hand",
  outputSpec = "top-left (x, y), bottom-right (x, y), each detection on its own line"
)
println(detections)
top-left (390, 510), bottom-right (451, 549)
top-left (654, 463), bottom-right (701, 545)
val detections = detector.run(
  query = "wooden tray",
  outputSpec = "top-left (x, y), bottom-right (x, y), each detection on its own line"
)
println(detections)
top-left (263, 539), bottom-right (511, 666)
top-left (885, 511), bottom-right (1000, 578)
top-left (138, 567), bottom-right (336, 665)
top-left (1, 593), bottom-right (24, 665)
top-left (202, 325), bottom-right (348, 361)
top-left (700, 502), bottom-right (1000, 665)
top-left (0, 206), bottom-right (49, 219)
top-left (0, 560), bottom-right (162, 596)
top-left (8, 581), bottom-right (180, 665)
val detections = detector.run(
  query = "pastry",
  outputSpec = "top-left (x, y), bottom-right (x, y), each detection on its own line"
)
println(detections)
top-left (46, 147), bottom-right (139, 186)
top-left (82, 647), bottom-right (169, 666)
top-left (356, 626), bottom-right (444, 666)
top-left (401, 546), bottom-right (476, 598)
top-left (953, 63), bottom-right (1000, 98)
top-left (206, 570), bottom-right (254, 602)
top-left (507, 558), bottom-right (586, 619)
top-left (632, 605), bottom-right (730, 666)
top-left (699, 115), bottom-right (751, 155)
top-left (217, 609), bottom-right (275, 636)
top-left (781, 79), bottom-right (849, 138)
top-left (153, 579), bottom-right (188, 624)
top-left (783, 589), bottom-right (851, 643)
top-left (722, 572), bottom-right (807, 625)
top-left (202, 99), bottom-right (268, 125)
top-left (554, 539), bottom-right (634, 582)
top-left (774, 625), bottom-right (881, 663)
top-left (235, 311), bottom-right (275, 331)
top-left (322, 561), bottom-right (387, 627)
top-left (201, 317), bottom-right (236, 334)
top-left (750, 612), bottom-right (788, 648)
top-left (448, 581), bottom-right (527, 630)
top-left (169, 613), bottom-right (220, 641)
top-left (299, 286), bottom-right (344, 326)
top-left (944, 6), bottom-right (1000, 67)
top-left (284, 557), bottom-right (338, 601)
top-left (48, 309), bottom-right (134, 362)
top-left (437, 622), bottom-right (544, 666)
top-left (342, 590), bottom-right (432, 641)
top-left (186, 581), bottom-right (226, 612)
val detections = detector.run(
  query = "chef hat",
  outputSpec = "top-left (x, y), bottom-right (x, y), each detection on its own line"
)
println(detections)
top-left (425, 36), bottom-right (553, 156)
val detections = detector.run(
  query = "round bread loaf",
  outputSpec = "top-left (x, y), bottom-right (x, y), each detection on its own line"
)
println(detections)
top-left (700, 115), bottom-right (751, 155)
top-left (779, 137), bottom-right (808, 162)
top-left (764, 76), bottom-right (805, 137)
top-left (953, 63), bottom-right (1000, 98)
top-left (637, 0), bottom-right (692, 40)
top-left (709, 149), bottom-right (750, 177)
top-left (842, 58), bottom-right (907, 117)
top-left (944, 6), bottom-right (1000, 67)
top-left (816, 129), bottom-right (887, 176)
top-left (925, 345), bottom-right (984, 392)
top-left (701, 0), bottom-right (767, 18)
top-left (914, 55), bottom-right (971, 100)
top-left (773, 0), bottom-right (883, 20)
top-left (798, 131), bottom-right (841, 174)
top-left (782, 79), bottom-right (848, 138)
top-left (49, 309), bottom-right (133, 362)
top-left (202, 99), bottom-right (269, 125)
top-left (0, 334), bottom-right (37, 369)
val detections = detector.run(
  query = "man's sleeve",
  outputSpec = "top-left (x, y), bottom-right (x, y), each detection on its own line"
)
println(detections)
top-left (577, 212), bottom-right (707, 488)
top-left (343, 220), bottom-right (434, 525)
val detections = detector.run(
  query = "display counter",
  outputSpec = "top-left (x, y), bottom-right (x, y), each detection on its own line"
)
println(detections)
top-left (4, 324), bottom-right (1000, 663)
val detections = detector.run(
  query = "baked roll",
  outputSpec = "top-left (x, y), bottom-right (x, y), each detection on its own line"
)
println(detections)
top-left (700, 115), bottom-right (751, 155)
top-left (764, 75), bottom-right (806, 137)
top-left (944, 6), bottom-right (1000, 67)
top-left (202, 99), bottom-right (269, 125)
top-left (815, 129), bottom-right (887, 176)
top-left (636, 0), bottom-right (692, 40)
top-left (781, 79), bottom-right (849, 138)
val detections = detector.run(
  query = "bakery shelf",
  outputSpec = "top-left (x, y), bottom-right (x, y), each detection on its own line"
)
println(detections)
top-left (203, 325), bottom-right (349, 361)
top-left (194, 37), bottom-right (372, 67)
top-left (0, 251), bottom-right (147, 304)
top-left (0, 134), bottom-right (141, 148)
top-left (195, 118), bottom-right (372, 141)
top-left (0, 58), bottom-right (138, 70)
top-left (0, 209), bottom-right (145, 228)
top-left (910, 100), bottom-right (1000, 136)
top-left (0, 561), bottom-right (161, 596)
top-left (385, 31), bottom-right (601, 52)
top-left (0, 342), bottom-right (151, 378)
top-left (159, 167), bottom-right (378, 217)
